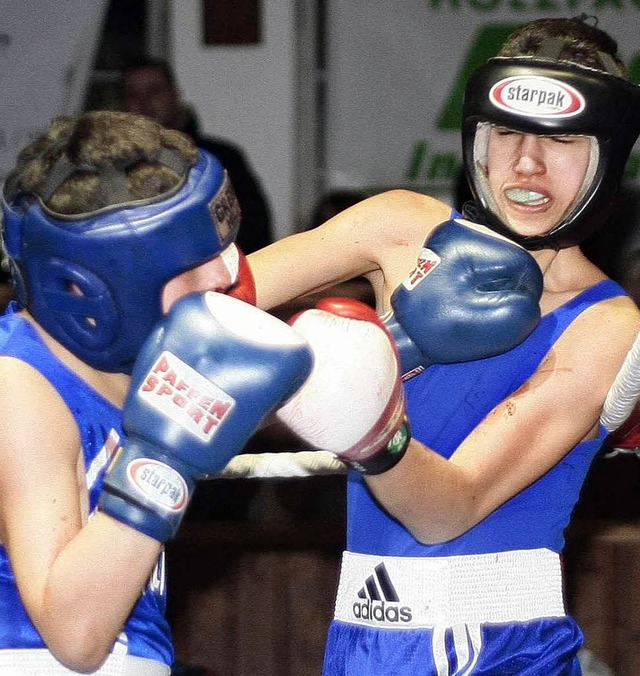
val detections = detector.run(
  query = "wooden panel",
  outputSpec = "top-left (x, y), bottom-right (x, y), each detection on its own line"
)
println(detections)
top-left (202, 0), bottom-right (261, 45)
top-left (566, 539), bottom-right (616, 666)
top-left (167, 511), bottom-right (344, 676)
top-left (565, 520), bottom-right (640, 676)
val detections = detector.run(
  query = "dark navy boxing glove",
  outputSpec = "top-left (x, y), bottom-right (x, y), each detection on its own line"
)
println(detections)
top-left (99, 292), bottom-right (313, 542)
top-left (382, 218), bottom-right (543, 380)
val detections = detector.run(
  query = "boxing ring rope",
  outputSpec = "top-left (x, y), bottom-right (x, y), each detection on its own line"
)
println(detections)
top-left (219, 450), bottom-right (347, 479)
top-left (218, 331), bottom-right (640, 480)
top-left (600, 329), bottom-right (640, 433)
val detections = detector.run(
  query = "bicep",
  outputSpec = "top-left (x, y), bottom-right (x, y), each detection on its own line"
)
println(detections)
top-left (452, 302), bottom-right (640, 521)
top-left (249, 189), bottom-right (452, 310)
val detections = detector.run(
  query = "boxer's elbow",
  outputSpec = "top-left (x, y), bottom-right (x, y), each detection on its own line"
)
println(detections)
top-left (407, 515), bottom-right (477, 545)
top-left (376, 459), bottom-right (484, 544)
top-left (49, 639), bottom-right (112, 674)
top-left (407, 488), bottom-right (492, 545)
top-left (41, 615), bottom-right (117, 673)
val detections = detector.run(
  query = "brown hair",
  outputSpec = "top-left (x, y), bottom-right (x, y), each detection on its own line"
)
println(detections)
top-left (498, 17), bottom-right (628, 79)
top-left (6, 110), bottom-right (199, 214)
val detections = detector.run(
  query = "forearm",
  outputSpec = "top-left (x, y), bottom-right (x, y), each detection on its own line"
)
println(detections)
top-left (25, 513), bottom-right (161, 672)
top-left (365, 440), bottom-right (481, 544)
top-left (250, 231), bottom-right (375, 310)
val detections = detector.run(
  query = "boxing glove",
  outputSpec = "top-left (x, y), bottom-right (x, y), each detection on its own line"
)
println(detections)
top-left (278, 298), bottom-right (411, 475)
top-left (382, 218), bottom-right (543, 380)
top-left (604, 402), bottom-right (640, 454)
top-left (224, 243), bottom-right (257, 305)
top-left (99, 292), bottom-right (313, 541)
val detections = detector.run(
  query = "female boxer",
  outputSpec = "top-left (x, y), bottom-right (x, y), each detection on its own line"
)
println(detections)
top-left (0, 111), bottom-right (282, 675)
top-left (249, 17), bottom-right (640, 674)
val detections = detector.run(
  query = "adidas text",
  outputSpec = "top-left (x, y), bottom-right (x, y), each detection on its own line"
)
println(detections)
top-left (352, 599), bottom-right (412, 623)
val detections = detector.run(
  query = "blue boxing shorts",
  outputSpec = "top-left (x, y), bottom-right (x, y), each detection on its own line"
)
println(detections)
top-left (322, 550), bottom-right (584, 675)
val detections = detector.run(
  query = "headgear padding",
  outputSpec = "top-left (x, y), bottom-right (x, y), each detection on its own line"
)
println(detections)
top-left (1, 150), bottom-right (239, 372)
top-left (462, 57), bottom-right (640, 250)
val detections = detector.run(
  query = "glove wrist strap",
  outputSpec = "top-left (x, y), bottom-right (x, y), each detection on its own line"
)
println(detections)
top-left (99, 440), bottom-right (196, 542)
top-left (346, 417), bottom-right (411, 475)
top-left (339, 383), bottom-right (411, 475)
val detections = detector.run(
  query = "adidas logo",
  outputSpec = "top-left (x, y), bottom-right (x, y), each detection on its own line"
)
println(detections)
top-left (352, 563), bottom-right (412, 623)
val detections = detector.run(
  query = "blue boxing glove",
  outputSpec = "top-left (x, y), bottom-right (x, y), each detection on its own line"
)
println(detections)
top-left (382, 218), bottom-right (543, 380)
top-left (99, 292), bottom-right (313, 542)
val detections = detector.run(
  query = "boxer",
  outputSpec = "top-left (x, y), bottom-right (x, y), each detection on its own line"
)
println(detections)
top-left (248, 17), bottom-right (640, 675)
top-left (0, 112), bottom-right (263, 675)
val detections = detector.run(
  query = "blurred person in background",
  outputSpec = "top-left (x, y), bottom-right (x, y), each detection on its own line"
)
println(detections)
top-left (122, 57), bottom-right (272, 254)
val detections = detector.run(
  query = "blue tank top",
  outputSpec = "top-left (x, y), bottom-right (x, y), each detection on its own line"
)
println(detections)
top-left (0, 303), bottom-right (173, 665)
top-left (347, 280), bottom-right (624, 557)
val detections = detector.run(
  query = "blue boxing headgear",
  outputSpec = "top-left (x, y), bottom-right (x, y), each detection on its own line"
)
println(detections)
top-left (462, 55), bottom-right (640, 250)
top-left (1, 149), bottom-right (240, 373)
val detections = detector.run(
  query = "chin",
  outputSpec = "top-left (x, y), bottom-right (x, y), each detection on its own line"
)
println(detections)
top-left (504, 214), bottom-right (559, 238)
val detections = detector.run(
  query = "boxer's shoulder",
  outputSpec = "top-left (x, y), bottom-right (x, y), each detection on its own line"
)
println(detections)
top-left (533, 283), bottom-right (640, 414)
top-left (564, 291), bottom-right (640, 355)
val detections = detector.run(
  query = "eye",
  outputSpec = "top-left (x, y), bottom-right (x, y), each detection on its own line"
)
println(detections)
top-left (548, 136), bottom-right (575, 144)
top-left (494, 127), bottom-right (519, 137)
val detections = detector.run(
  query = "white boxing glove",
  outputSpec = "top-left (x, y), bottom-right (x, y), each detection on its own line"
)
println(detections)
top-left (277, 298), bottom-right (411, 475)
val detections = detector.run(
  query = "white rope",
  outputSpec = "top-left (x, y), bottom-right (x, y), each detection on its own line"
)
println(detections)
top-left (219, 450), bottom-right (346, 479)
top-left (601, 330), bottom-right (640, 432)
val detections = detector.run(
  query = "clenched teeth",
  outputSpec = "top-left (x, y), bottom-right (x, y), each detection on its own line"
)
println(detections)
top-left (505, 188), bottom-right (549, 206)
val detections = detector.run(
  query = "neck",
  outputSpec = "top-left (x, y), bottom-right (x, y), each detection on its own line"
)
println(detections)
top-left (532, 246), bottom-right (607, 313)
top-left (21, 310), bottom-right (131, 408)
top-left (531, 247), bottom-right (559, 278)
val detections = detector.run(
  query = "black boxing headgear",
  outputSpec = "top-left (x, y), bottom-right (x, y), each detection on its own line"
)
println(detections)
top-left (462, 56), bottom-right (640, 250)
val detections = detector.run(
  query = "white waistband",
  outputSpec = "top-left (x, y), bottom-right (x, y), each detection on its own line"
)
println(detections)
top-left (0, 650), bottom-right (170, 675)
top-left (334, 549), bottom-right (566, 629)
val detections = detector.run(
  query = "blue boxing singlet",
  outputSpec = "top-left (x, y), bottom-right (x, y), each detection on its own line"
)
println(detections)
top-left (324, 280), bottom-right (626, 676)
top-left (0, 303), bottom-right (173, 669)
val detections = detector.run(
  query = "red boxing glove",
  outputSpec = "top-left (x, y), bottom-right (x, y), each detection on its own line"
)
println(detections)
top-left (278, 297), bottom-right (411, 474)
top-left (314, 297), bottom-right (381, 323)
top-left (604, 402), bottom-right (640, 452)
top-left (224, 244), bottom-right (256, 305)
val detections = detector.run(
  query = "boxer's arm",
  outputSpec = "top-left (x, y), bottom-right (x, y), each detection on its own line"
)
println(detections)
top-left (0, 293), bottom-right (311, 671)
top-left (249, 189), bottom-right (452, 310)
top-left (368, 295), bottom-right (640, 543)
top-left (276, 292), bottom-right (640, 544)
top-left (0, 359), bottom-right (161, 673)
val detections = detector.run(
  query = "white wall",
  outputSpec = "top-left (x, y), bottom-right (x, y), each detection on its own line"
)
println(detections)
top-left (325, 3), bottom-right (640, 204)
top-left (0, 0), bottom-right (108, 182)
top-left (170, 2), bottom-right (298, 240)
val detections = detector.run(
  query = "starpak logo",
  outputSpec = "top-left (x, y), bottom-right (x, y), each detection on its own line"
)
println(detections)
top-left (402, 248), bottom-right (440, 291)
top-left (138, 351), bottom-right (235, 442)
top-left (490, 75), bottom-right (584, 118)
top-left (127, 458), bottom-right (188, 511)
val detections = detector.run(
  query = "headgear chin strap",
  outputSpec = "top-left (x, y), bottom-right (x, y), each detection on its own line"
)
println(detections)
top-left (1, 149), bottom-right (240, 373)
top-left (462, 57), bottom-right (640, 250)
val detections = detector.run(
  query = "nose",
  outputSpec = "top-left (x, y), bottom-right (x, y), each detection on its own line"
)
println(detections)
top-left (513, 134), bottom-right (545, 176)
top-left (160, 254), bottom-right (237, 313)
